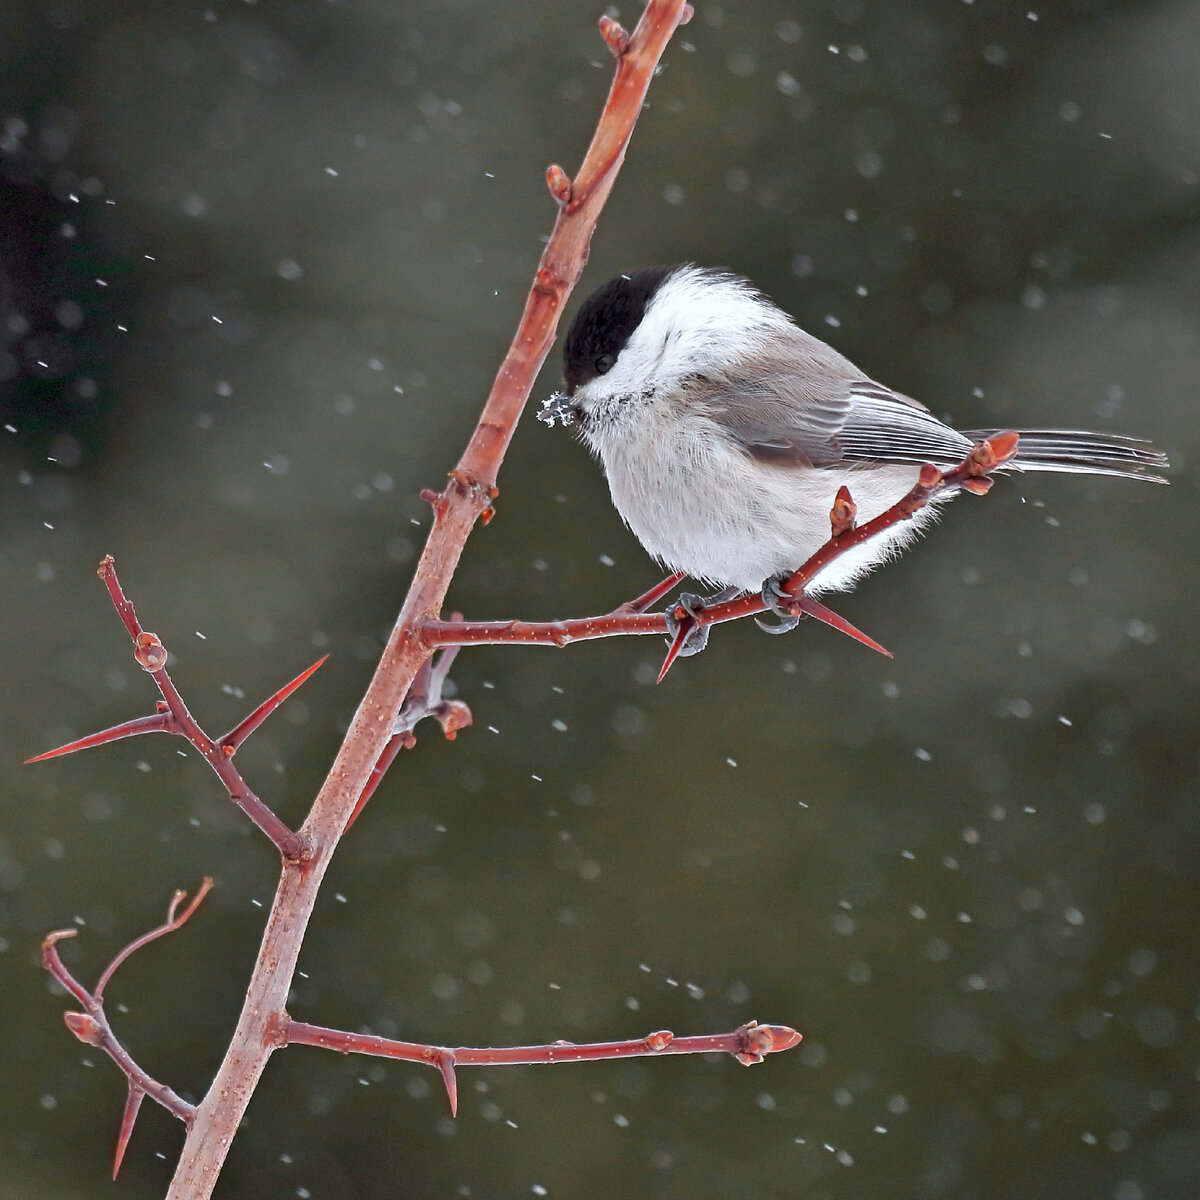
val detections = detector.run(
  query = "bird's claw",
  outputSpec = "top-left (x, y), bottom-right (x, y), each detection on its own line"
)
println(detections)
top-left (756, 575), bottom-right (803, 636)
top-left (663, 592), bottom-right (712, 658)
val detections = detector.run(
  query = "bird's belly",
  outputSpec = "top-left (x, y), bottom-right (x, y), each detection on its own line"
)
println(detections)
top-left (600, 429), bottom-right (931, 592)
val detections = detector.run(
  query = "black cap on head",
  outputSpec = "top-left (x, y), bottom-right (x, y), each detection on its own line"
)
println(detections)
top-left (562, 266), bottom-right (677, 393)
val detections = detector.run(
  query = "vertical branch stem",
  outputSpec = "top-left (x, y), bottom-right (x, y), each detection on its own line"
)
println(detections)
top-left (165, 5), bottom-right (691, 1196)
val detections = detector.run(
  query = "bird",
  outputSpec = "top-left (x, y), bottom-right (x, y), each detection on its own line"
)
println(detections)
top-left (539, 264), bottom-right (1168, 615)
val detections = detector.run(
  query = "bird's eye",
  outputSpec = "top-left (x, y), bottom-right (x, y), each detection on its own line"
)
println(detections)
top-left (594, 353), bottom-right (615, 375)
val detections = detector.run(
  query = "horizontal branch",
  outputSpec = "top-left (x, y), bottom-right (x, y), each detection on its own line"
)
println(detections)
top-left (286, 1018), bottom-right (800, 1116)
top-left (421, 433), bottom-right (1022, 679)
top-left (422, 610), bottom-right (668, 648)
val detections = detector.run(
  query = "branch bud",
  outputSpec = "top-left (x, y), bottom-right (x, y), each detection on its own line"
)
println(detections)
top-left (829, 486), bottom-right (857, 537)
top-left (134, 632), bottom-right (167, 672)
top-left (545, 163), bottom-right (573, 207)
top-left (598, 14), bottom-right (630, 57)
top-left (918, 463), bottom-right (943, 489)
top-left (64, 1010), bottom-right (104, 1045)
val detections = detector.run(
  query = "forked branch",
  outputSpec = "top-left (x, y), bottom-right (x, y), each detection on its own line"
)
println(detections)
top-left (42, 880), bottom-right (213, 1178)
top-left (28, 557), bottom-right (313, 859)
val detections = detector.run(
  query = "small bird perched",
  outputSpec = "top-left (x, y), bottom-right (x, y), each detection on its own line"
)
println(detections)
top-left (539, 264), bottom-right (1167, 614)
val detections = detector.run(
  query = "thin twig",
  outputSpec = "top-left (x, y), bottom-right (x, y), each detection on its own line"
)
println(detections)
top-left (41, 879), bottom-right (216, 1174)
top-left (286, 1018), bottom-right (799, 1117)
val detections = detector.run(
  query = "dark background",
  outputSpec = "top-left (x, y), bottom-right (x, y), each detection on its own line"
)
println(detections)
top-left (2, 2), bottom-right (1196, 1198)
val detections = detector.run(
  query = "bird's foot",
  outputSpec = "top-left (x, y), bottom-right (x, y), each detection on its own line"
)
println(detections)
top-left (662, 587), bottom-right (738, 657)
top-left (755, 575), bottom-right (804, 635)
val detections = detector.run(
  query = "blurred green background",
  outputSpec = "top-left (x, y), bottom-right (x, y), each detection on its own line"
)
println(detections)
top-left (2, 1), bottom-right (1196, 1198)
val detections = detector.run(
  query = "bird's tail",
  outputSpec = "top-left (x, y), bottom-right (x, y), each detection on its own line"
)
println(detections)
top-left (964, 429), bottom-right (1169, 484)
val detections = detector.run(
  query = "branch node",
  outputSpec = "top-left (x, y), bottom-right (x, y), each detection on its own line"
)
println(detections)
top-left (598, 14), bottom-right (631, 56)
top-left (448, 468), bottom-right (495, 511)
top-left (644, 1029), bottom-right (674, 1051)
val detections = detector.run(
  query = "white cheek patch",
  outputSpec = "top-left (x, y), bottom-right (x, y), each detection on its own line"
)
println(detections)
top-left (621, 267), bottom-right (791, 387)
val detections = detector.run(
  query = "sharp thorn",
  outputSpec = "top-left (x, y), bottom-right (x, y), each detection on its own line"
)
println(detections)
top-left (113, 1084), bottom-right (146, 1179)
top-left (344, 731), bottom-right (409, 833)
top-left (794, 595), bottom-right (892, 658)
top-left (220, 655), bottom-right (329, 751)
top-left (656, 621), bottom-right (693, 684)
top-left (437, 1051), bottom-right (459, 1118)
top-left (26, 713), bottom-right (172, 762)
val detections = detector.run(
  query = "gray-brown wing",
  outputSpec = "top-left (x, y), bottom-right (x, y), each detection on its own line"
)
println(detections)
top-left (696, 342), bottom-right (972, 468)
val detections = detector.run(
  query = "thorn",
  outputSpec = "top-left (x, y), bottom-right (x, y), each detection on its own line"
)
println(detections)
top-left (133, 631), bottom-right (167, 672)
top-left (618, 570), bottom-right (687, 615)
top-left (545, 163), bottom-right (573, 207)
top-left (436, 1050), bottom-right (459, 1118)
top-left (344, 731), bottom-right (410, 832)
top-left (220, 656), bottom-right (328, 752)
top-left (793, 594), bottom-right (892, 658)
top-left (113, 1084), bottom-right (145, 1179)
top-left (656, 616), bottom-right (694, 683)
top-left (830, 485), bottom-right (857, 537)
top-left (598, 13), bottom-right (630, 56)
top-left (26, 712), bottom-right (172, 762)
